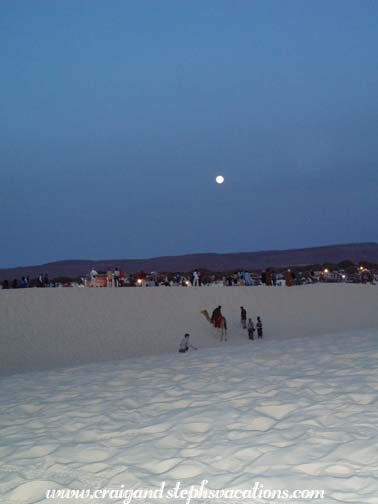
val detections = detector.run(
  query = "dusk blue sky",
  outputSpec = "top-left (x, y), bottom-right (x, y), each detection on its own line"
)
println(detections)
top-left (1, 1), bottom-right (377, 267)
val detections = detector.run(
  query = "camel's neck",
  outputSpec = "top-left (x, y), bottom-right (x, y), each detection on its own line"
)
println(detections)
top-left (201, 310), bottom-right (211, 322)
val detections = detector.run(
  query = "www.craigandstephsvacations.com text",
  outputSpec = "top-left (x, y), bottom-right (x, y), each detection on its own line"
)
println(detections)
top-left (46, 480), bottom-right (325, 503)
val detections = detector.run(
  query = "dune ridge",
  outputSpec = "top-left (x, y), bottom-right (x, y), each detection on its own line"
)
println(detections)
top-left (1, 242), bottom-right (378, 279)
top-left (1, 284), bottom-right (377, 375)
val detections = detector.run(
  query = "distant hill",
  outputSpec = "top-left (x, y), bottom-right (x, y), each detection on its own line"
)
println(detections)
top-left (1, 242), bottom-right (377, 280)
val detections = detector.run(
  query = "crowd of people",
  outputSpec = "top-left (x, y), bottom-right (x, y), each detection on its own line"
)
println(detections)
top-left (1, 274), bottom-right (54, 289)
top-left (85, 268), bottom-right (299, 288)
top-left (87, 268), bottom-right (206, 288)
top-left (1, 264), bottom-right (376, 290)
top-left (86, 267), bottom-right (377, 288)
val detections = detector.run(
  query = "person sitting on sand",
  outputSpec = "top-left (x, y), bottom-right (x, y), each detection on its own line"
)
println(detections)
top-left (247, 318), bottom-right (255, 340)
top-left (257, 316), bottom-right (263, 339)
top-left (178, 334), bottom-right (197, 353)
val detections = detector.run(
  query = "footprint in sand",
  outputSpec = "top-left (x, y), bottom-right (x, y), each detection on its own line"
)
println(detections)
top-left (54, 446), bottom-right (113, 463)
top-left (19, 404), bottom-right (42, 414)
top-left (129, 422), bottom-right (172, 434)
top-left (296, 462), bottom-right (324, 476)
top-left (79, 462), bottom-right (111, 473)
top-left (183, 422), bottom-right (210, 433)
top-left (140, 458), bottom-right (185, 475)
top-left (230, 398), bottom-right (253, 408)
top-left (349, 394), bottom-right (377, 405)
top-left (227, 431), bottom-right (252, 440)
top-left (256, 403), bottom-right (298, 420)
top-left (165, 462), bottom-right (205, 479)
top-left (324, 464), bottom-right (357, 477)
top-left (6, 481), bottom-right (61, 504)
top-left (233, 446), bottom-right (264, 461)
top-left (11, 445), bottom-right (58, 460)
top-left (310, 387), bottom-right (335, 396)
top-left (247, 416), bottom-right (277, 431)
top-left (179, 448), bottom-right (203, 457)
top-left (172, 374), bottom-right (187, 382)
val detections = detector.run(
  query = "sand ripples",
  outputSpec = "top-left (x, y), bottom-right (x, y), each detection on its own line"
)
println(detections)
top-left (1, 332), bottom-right (378, 503)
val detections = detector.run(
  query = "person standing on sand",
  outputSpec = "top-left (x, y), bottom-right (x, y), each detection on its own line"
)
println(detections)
top-left (113, 267), bottom-right (120, 287)
top-left (119, 270), bottom-right (125, 286)
top-left (90, 268), bottom-right (98, 288)
top-left (247, 318), bottom-right (255, 340)
top-left (272, 272), bottom-right (277, 286)
top-left (240, 306), bottom-right (247, 329)
top-left (106, 270), bottom-right (113, 288)
top-left (257, 316), bottom-right (263, 339)
top-left (193, 271), bottom-right (199, 287)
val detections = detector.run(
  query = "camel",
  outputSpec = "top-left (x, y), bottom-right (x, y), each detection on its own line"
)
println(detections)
top-left (201, 309), bottom-right (228, 342)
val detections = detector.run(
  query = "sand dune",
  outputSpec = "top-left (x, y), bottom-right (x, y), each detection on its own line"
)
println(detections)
top-left (1, 331), bottom-right (378, 503)
top-left (1, 285), bottom-right (378, 503)
top-left (1, 284), bottom-right (377, 375)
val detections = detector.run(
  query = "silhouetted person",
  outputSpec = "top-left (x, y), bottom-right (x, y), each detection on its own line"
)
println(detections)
top-left (261, 271), bottom-right (266, 285)
top-left (257, 316), bottom-right (263, 339)
top-left (113, 267), bottom-right (120, 286)
top-left (211, 305), bottom-right (222, 324)
top-left (272, 272), bottom-right (277, 286)
top-left (240, 306), bottom-right (247, 329)
top-left (247, 318), bottom-right (255, 340)
top-left (265, 271), bottom-right (272, 286)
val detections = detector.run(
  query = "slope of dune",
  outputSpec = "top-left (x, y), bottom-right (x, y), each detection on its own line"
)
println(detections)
top-left (1, 329), bottom-right (377, 503)
top-left (1, 284), bottom-right (377, 375)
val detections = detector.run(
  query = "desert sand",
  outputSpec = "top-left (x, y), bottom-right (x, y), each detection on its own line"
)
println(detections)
top-left (1, 284), bottom-right (378, 503)
top-left (1, 284), bottom-right (377, 375)
top-left (1, 330), bottom-right (378, 503)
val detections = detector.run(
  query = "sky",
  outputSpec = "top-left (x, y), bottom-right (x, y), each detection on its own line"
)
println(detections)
top-left (1, 1), bottom-right (377, 267)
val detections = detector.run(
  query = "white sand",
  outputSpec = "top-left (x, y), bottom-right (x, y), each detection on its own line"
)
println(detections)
top-left (1, 330), bottom-right (378, 503)
top-left (1, 284), bottom-right (378, 374)
top-left (1, 285), bottom-right (378, 503)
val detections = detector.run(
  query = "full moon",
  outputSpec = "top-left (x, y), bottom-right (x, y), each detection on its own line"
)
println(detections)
top-left (215, 175), bottom-right (225, 184)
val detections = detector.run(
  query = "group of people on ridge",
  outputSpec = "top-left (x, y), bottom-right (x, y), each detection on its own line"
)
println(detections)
top-left (179, 306), bottom-right (264, 353)
top-left (240, 306), bottom-right (263, 340)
